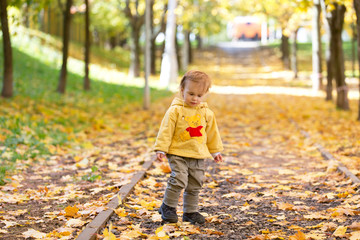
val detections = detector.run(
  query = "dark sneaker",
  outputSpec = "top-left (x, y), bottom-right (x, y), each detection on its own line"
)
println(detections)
top-left (183, 212), bottom-right (205, 224)
top-left (158, 203), bottom-right (178, 223)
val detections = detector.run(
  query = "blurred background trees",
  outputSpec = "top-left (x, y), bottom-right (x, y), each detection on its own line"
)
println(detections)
top-left (1, 0), bottom-right (360, 116)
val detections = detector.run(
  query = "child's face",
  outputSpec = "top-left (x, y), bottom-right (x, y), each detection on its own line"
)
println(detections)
top-left (181, 81), bottom-right (207, 107)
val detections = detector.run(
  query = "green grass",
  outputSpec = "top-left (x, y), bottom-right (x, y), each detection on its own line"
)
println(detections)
top-left (0, 28), bottom-right (171, 185)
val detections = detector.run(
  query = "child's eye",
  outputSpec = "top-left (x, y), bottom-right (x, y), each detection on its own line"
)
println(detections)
top-left (198, 95), bottom-right (202, 97)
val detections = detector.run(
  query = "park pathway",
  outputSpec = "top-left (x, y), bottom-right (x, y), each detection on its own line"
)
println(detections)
top-left (103, 93), bottom-right (360, 239)
top-left (100, 45), bottom-right (360, 239)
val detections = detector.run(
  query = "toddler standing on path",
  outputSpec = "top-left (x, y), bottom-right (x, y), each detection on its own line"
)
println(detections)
top-left (154, 70), bottom-right (224, 224)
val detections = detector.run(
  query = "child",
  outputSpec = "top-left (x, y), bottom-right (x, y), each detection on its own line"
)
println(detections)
top-left (154, 70), bottom-right (223, 224)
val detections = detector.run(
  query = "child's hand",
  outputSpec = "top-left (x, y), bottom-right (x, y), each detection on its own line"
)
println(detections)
top-left (214, 154), bottom-right (223, 163)
top-left (156, 152), bottom-right (167, 162)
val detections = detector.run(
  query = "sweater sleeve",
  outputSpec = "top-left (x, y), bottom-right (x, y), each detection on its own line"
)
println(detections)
top-left (205, 110), bottom-right (224, 154)
top-left (154, 107), bottom-right (177, 153)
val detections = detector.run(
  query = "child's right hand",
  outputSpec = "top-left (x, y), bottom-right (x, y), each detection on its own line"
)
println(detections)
top-left (156, 152), bottom-right (167, 162)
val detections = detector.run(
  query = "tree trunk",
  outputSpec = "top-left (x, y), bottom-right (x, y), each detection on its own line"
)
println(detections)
top-left (355, 0), bottom-right (360, 120)
top-left (291, 28), bottom-right (299, 79)
top-left (57, 0), bottom-right (73, 94)
top-left (84, 0), bottom-right (90, 91)
top-left (159, 0), bottom-right (178, 87)
top-left (150, 0), bottom-right (156, 75)
top-left (351, 23), bottom-right (356, 77)
top-left (129, 27), bottom-right (141, 78)
top-left (150, 0), bottom-right (167, 75)
top-left (188, 32), bottom-right (193, 64)
top-left (182, 30), bottom-right (190, 71)
top-left (196, 34), bottom-right (202, 49)
top-left (281, 33), bottom-right (290, 70)
top-left (144, 0), bottom-right (151, 110)
top-left (321, 0), bottom-right (333, 100)
top-left (123, 0), bottom-right (145, 78)
top-left (312, 0), bottom-right (323, 91)
top-left (329, 4), bottom-right (349, 110)
top-left (175, 26), bottom-right (181, 71)
top-left (0, 0), bottom-right (13, 98)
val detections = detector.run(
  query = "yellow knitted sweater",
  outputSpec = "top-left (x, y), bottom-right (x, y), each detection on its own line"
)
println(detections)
top-left (154, 97), bottom-right (223, 159)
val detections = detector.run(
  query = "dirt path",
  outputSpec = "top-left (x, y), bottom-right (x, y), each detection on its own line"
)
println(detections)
top-left (101, 94), bottom-right (360, 239)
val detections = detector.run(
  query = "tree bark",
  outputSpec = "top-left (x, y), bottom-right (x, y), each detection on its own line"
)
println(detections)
top-left (83, 0), bottom-right (90, 91)
top-left (144, 0), bottom-right (151, 110)
top-left (123, 0), bottom-right (145, 78)
top-left (150, 0), bottom-right (167, 75)
top-left (355, 0), bottom-right (360, 120)
top-left (321, 0), bottom-right (334, 100)
top-left (291, 28), bottom-right (299, 79)
top-left (188, 32), bottom-right (193, 64)
top-left (182, 30), bottom-right (190, 71)
top-left (329, 4), bottom-right (349, 110)
top-left (0, 0), bottom-right (13, 98)
top-left (57, 0), bottom-right (73, 94)
top-left (312, 0), bottom-right (323, 91)
top-left (175, 26), bottom-right (181, 71)
top-left (281, 33), bottom-right (290, 70)
top-left (159, 0), bottom-right (178, 87)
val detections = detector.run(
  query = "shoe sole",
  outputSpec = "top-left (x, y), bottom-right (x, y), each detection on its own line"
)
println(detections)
top-left (183, 215), bottom-right (205, 224)
top-left (158, 208), bottom-right (178, 223)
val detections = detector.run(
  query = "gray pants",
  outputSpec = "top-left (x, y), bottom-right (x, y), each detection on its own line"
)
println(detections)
top-left (163, 154), bottom-right (205, 213)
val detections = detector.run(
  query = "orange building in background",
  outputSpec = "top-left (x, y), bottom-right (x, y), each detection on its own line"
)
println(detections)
top-left (229, 16), bottom-right (263, 41)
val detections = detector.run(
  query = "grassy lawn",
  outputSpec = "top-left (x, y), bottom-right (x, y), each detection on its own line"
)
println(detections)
top-left (0, 28), bottom-right (171, 185)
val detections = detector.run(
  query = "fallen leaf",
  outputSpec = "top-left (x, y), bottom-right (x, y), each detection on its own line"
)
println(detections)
top-left (349, 222), bottom-right (360, 230)
top-left (23, 228), bottom-right (47, 239)
top-left (160, 163), bottom-right (171, 173)
top-left (64, 205), bottom-right (79, 217)
top-left (350, 231), bottom-right (360, 240)
top-left (65, 218), bottom-right (86, 228)
top-left (333, 226), bottom-right (347, 238)
top-left (289, 231), bottom-right (306, 240)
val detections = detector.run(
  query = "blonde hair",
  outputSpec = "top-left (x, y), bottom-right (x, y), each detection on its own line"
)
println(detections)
top-left (180, 70), bottom-right (211, 93)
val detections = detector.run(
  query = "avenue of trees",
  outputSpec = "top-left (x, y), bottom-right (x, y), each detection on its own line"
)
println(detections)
top-left (1, 0), bottom-right (360, 118)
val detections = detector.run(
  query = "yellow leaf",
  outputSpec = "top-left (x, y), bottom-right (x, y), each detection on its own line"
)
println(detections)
top-left (114, 207), bottom-right (128, 217)
top-left (289, 231), bottom-right (306, 240)
top-left (64, 205), bottom-right (79, 217)
top-left (155, 226), bottom-right (170, 239)
top-left (336, 192), bottom-right (349, 198)
top-left (103, 224), bottom-right (117, 240)
top-left (333, 226), bottom-right (347, 238)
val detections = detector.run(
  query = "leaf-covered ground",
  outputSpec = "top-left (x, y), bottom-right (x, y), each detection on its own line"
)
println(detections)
top-left (1, 45), bottom-right (360, 239)
top-left (100, 94), bottom-right (360, 239)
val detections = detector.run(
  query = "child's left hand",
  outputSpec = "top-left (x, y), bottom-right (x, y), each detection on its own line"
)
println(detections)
top-left (214, 154), bottom-right (223, 163)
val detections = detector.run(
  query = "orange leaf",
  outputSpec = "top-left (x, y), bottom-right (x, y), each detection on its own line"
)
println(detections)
top-left (289, 231), bottom-right (306, 240)
top-left (160, 163), bottom-right (171, 173)
top-left (64, 205), bottom-right (79, 217)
